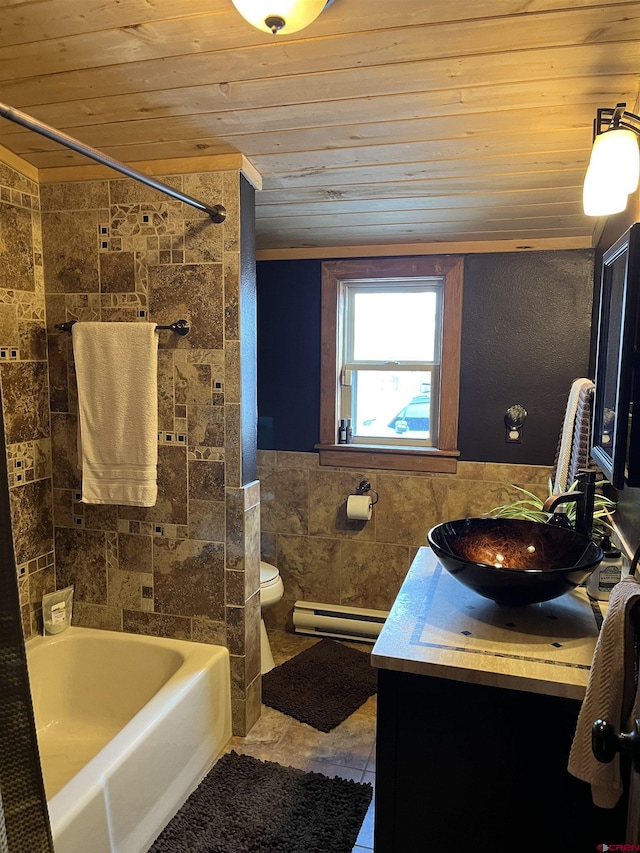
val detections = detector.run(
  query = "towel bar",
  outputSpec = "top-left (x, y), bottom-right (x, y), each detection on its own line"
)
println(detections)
top-left (54, 319), bottom-right (190, 336)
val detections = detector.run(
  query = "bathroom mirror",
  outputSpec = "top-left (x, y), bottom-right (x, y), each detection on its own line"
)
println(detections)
top-left (591, 223), bottom-right (640, 489)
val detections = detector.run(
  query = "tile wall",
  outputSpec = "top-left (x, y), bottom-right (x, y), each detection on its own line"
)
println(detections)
top-left (0, 160), bottom-right (55, 639)
top-left (42, 171), bottom-right (260, 734)
top-left (0, 156), bottom-right (260, 736)
top-left (257, 450), bottom-right (553, 627)
top-left (0, 158), bottom-right (55, 849)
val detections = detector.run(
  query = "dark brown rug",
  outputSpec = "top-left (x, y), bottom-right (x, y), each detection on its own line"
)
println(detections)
top-left (261, 639), bottom-right (378, 732)
top-left (149, 750), bottom-right (373, 853)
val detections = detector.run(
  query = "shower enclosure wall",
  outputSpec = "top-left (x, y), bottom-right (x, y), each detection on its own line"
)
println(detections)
top-left (0, 152), bottom-right (261, 850)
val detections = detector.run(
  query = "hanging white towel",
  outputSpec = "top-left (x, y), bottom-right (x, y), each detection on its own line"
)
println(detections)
top-left (566, 380), bottom-right (596, 487)
top-left (553, 377), bottom-right (593, 494)
top-left (568, 577), bottom-right (640, 807)
top-left (72, 322), bottom-right (159, 507)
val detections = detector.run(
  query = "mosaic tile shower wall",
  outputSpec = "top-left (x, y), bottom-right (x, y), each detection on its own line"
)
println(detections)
top-left (42, 171), bottom-right (260, 735)
top-left (257, 451), bottom-right (553, 629)
top-left (0, 160), bottom-right (55, 641)
top-left (0, 157), bottom-right (56, 850)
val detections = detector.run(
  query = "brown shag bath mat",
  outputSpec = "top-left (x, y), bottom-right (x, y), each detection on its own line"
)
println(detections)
top-left (261, 638), bottom-right (378, 732)
top-left (149, 750), bottom-right (373, 853)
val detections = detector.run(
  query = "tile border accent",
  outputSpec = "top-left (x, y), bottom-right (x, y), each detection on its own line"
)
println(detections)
top-left (408, 562), bottom-right (601, 672)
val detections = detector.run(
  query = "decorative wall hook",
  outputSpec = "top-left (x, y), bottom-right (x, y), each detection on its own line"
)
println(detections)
top-left (356, 480), bottom-right (379, 506)
top-left (504, 404), bottom-right (527, 444)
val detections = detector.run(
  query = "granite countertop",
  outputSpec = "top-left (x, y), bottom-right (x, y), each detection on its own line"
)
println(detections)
top-left (371, 546), bottom-right (604, 700)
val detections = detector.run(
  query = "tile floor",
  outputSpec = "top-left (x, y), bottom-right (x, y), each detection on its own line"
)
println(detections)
top-left (225, 629), bottom-right (377, 852)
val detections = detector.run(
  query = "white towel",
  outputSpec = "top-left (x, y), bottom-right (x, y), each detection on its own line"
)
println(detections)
top-left (72, 322), bottom-right (159, 507)
top-left (554, 377), bottom-right (593, 494)
top-left (568, 578), bottom-right (640, 807)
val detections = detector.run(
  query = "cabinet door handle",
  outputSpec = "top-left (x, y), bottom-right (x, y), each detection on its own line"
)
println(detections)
top-left (592, 718), bottom-right (640, 770)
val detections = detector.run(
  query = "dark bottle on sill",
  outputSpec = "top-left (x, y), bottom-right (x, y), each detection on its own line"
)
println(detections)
top-left (338, 419), bottom-right (347, 444)
top-left (346, 419), bottom-right (353, 443)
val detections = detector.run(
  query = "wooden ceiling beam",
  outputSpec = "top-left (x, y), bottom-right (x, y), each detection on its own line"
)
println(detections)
top-left (1, 76), bottom-right (635, 161)
top-left (256, 222), bottom-right (593, 249)
top-left (255, 172), bottom-right (585, 203)
top-left (15, 126), bottom-right (591, 173)
top-left (2, 19), bottom-right (639, 109)
top-left (0, 103), bottom-right (601, 169)
top-left (257, 206), bottom-right (588, 229)
top-left (256, 191), bottom-right (584, 217)
top-left (255, 236), bottom-right (594, 260)
top-left (0, 3), bottom-right (637, 87)
top-left (1, 0), bottom-right (634, 49)
top-left (2, 41), bottom-right (638, 139)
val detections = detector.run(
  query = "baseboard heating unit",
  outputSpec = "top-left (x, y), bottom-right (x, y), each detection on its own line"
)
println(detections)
top-left (292, 600), bottom-right (388, 643)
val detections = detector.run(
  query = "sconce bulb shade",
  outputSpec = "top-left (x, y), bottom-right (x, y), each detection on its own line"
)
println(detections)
top-left (583, 164), bottom-right (629, 216)
top-left (588, 127), bottom-right (640, 194)
top-left (231, 0), bottom-right (327, 34)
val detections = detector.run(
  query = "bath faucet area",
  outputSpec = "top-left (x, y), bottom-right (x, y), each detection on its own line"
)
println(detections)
top-left (542, 470), bottom-right (597, 538)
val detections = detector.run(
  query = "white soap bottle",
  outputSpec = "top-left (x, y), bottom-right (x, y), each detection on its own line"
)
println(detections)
top-left (586, 536), bottom-right (623, 601)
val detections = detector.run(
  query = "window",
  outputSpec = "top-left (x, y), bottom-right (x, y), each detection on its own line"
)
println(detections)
top-left (318, 257), bottom-right (463, 472)
top-left (342, 280), bottom-right (440, 447)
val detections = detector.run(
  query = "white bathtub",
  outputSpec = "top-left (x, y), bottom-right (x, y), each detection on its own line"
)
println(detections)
top-left (26, 626), bottom-right (232, 853)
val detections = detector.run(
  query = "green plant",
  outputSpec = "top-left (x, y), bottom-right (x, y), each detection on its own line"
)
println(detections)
top-left (487, 478), bottom-right (616, 539)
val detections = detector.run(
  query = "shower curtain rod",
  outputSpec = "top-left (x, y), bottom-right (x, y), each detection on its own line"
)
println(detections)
top-left (0, 101), bottom-right (226, 223)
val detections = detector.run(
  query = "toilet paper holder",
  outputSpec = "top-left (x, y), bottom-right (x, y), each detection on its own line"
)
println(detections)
top-left (356, 480), bottom-right (379, 506)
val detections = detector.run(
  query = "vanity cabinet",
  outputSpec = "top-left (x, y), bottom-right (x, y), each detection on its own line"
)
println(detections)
top-left (372, 548), bottom-right (628, 853)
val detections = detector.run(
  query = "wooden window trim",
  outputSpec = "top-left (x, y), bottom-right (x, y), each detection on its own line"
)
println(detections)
top-left (318, 256), bottom-right (463, 472)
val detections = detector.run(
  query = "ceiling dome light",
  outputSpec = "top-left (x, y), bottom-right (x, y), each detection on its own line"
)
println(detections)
top-left (231, 0), bottom-right (328, 34)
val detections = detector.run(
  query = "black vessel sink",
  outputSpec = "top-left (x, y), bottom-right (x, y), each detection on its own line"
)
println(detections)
top-left (427, 517), bottom-right (603, 605)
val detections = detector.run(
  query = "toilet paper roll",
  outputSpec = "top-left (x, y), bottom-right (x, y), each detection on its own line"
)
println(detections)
top-left (347, 494), bottom-right (373, 520)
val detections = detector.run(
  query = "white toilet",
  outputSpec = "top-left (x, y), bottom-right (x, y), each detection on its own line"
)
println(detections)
top-left (259, 560), bottom-right (284, 674)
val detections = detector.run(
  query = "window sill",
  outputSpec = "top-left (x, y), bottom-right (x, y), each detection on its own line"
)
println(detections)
top-left (315, 443), bottom-right (459, 473)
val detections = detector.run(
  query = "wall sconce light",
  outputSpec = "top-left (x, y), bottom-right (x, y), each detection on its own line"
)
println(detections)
top-left (505, 404), bottom-right (527, 444)
top-left (231, 0), bottom-right (335, 35)
top-left (583, 102), bottom-right (640, 217)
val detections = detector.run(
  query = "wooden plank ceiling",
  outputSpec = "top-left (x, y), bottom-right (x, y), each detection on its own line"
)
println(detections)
top-left (0, 0), bottom-right (639, 255)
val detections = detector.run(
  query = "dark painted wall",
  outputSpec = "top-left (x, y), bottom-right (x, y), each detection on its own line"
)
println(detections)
top-left (257, 249), bottom-right (595, 465)
top-left (459, 251), bottom-right (594, 464)
top-left (257, 259), bottom-right (321, 452)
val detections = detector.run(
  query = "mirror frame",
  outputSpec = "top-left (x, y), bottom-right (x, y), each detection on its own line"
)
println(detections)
top-left (591, 222), bottom-right (640, 489)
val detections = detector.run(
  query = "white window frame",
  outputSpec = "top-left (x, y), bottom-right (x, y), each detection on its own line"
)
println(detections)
top-left (339, 277), bottom-right (443, 447)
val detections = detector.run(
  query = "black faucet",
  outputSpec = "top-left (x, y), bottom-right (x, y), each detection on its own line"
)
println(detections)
top-left (542, 470), bottom-right (597, 538)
